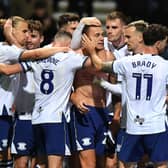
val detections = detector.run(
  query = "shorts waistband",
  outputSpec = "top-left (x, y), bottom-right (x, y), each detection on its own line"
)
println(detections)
top-left (15, 112), bottom-right (32, 120)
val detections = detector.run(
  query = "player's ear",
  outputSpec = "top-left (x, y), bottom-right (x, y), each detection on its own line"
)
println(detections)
top-left (137, 33), bottom-right (143, 43)
top-left (40, 35), bottom-right (44, 44)
top-left (154, 40), bottom-right (160, 48)
top-left (153, 40), bottom-right (161, 52)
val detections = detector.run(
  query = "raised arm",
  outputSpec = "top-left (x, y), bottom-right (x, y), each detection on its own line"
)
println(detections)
top-left (82, 34), bottom-right (114, 73)
top-left (3, 18), bottom-right (22, 48)
top-left (71, 17), bottom-right (102, 50)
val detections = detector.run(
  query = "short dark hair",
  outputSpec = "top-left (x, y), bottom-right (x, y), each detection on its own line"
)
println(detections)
top-left (58, 13), bottom-right (80, 29)
top-left (143, 24), bottom-right (168, 46)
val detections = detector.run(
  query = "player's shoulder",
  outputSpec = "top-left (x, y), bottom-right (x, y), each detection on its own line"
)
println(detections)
top-left (0, 41), bottom-right (8, 46)
top-left (51, 51), bottom-right (79, 63)
top-left (0, 43), bottom-right (24, 52)
top-left (150, 54), bottom-right (168, 63)
top-left (0, 42), bottom-right (10, 49)
top-left (117, 54), bottom-right (133, 62)
top-left (55, 51), bottom-right (73, 59)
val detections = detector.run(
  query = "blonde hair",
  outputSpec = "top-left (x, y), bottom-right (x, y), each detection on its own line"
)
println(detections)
top-left (125, 20), bottom-right (149, 33)
top-left (11, 16), bottom-right (27, 28)
top-left (127, 20), bottom-right (148, 27)
top-left (0, 19), bottom-right (6, 27)
top-left (0, 16), bottom-right (27, 28)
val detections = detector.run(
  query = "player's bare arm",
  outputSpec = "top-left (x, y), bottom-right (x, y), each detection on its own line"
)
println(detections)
top-left (3, 18), bottom-right (22, 48)
top-left (71, 17), bottom-right (102, 50)
top-left (82, 34), bottom-right (114, 73)
top-left (0, 63), bottom-right (22, 75)
top-left (20, 46), bottom-right (70, 60)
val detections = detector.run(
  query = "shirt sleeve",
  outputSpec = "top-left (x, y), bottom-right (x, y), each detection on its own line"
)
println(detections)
top-left (112, 59), bottom-right (125, 76)
top-left (20, 61), bottom-right (32, 73)
top-left (68, 51), bottom-right (88, 69)
top-left (100, 80), bottom-right (122, 94)
top-left (11, 45), bottom-right (25, 60)
top-left (0, 44), bottom-right (25, 62)
top-left (70, 22), bottom-right (85, 50)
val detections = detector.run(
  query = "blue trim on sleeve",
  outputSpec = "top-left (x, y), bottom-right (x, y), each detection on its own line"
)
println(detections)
top-left (20, 62), bottom-right (32, 73)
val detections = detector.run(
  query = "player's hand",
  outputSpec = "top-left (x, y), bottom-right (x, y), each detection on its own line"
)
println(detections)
top-left (3, 19), bottom-right (13, 41)
top-left (3, 18), bottom-right (12, 32)
top-left (71, 93), bottom-right (89, 113)
top-left (93, 76), bottom-right (104, 86)
top-left (76, 101), bottom-right (89, 114)
top-left (81, 34), bottom-right (96, 54)
top-left (3, 18), bottom-right (22, 47)
top-left (80, 17), bottom-right (101, 26)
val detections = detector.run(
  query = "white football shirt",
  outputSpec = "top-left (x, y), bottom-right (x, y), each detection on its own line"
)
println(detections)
top-left (0, 43), bottom-right (24, 116)
top-left (104, 37), bottom-right (130, 81)
top-left (21, 51), bottom-right (87, 124)
top-left (113, 54), bottom-right (168, 134)
top-left (104, 37), bottom-right (130, 119)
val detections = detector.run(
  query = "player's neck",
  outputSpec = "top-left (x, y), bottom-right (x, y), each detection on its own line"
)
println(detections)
top-left (111, 35), bottom-right (125, 49)
top-left (142, 46), bottom-right (158, 55)
top-left (95, 48), bottom-right (106, 57)
top-left (133, 44), bottom-right (145, 54)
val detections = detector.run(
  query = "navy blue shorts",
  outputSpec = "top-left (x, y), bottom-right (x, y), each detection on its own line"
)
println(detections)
top-left (70, 105), bottom-right (109, 156)
top-left (0, 116), bottom-right (13, 152)
top-left (33, 118), bottom-right (71, 157)
top-left (118, 126), bottom-right (168, 162)
top-left (11, 118), bottom-right (35, 156)
top-left (116, 128), bottom-right (126, 154)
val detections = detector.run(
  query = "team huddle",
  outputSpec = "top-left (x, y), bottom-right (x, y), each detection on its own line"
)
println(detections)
top-left (0, 11), bottom-right (168, 168)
